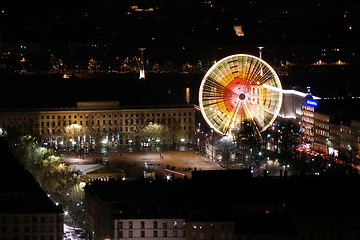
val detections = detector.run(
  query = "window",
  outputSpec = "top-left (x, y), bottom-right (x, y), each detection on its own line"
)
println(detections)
top-left (153, 221), bottom-right (158, 229)
top-left (129, 231), bottom-right (133, 238)
top-left (173, 220), bottom-right (178, 228)
top-left (153, 230), bottom-right (158, 237)
top-left (173, 230), bottom-right (178, 237)
top-left (141, 231), bottom-right (145, 238)
top-left (163, 220), bottom-right (167, 228)
top-left (141, 221), bottom-right (145, 229)
top-left (163, 230), bottom-right (167, 237)
top-left (118, 221), bottom-right (123, 229)
top-left (129, 221), bottom-right (133, 229)
top-left (119, 231), bottom-right (123, 238)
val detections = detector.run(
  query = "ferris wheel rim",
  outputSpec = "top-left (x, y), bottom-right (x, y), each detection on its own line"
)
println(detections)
top-left (198, 54), bottom-right (283, 136)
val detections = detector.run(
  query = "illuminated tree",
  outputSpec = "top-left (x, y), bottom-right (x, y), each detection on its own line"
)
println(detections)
top-left (139, 123), bottom-right (163, 144)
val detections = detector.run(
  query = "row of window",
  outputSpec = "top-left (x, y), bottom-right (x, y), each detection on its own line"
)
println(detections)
top-left (119, 220), bottom-right (181, 229)
top-left (40, 112), bottom-right (192, 119)
top-left (118, 229), bottom-right (185, 238)
top-left (40, 117), bottom-right (193, 127)
top-left (0, 110), bottom-right (193, 122)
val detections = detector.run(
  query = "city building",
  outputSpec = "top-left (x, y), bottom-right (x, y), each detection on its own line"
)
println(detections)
top-left (278, 88), bottom-right (321, 123)
top-left (0, 102), bottom-right (195, 150)
top-left (85, 170), bottom-right (360, 240)
top-left (297, 90), bottom-right (360, 158)
top-left (114, 218), bottom-right (186, 240)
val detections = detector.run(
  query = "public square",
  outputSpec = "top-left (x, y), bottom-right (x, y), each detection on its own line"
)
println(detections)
top-left (64, 150), bottom-right (223, 179)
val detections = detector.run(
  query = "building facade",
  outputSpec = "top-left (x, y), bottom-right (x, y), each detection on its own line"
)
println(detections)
top-left (0, 102), bottom-right (196, 151)
top-left (114, 218), bottom-right (186, 240)
top-left (301, 109), bottom-right (359, 158)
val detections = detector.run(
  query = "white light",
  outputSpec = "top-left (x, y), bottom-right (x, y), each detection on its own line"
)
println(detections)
top-left (263, 84), bottom-right (321, 99)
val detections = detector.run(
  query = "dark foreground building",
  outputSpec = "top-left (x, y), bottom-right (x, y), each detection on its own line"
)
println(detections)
top-left (0, 140), bottom-right (64, 240)
top-left (85, 170), bottom-right (360, 240)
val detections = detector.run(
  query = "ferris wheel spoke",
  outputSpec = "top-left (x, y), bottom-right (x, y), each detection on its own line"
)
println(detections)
top-left (241, 101), bottom-right (262, 136)
top-left (202, 98), bottom-right (230, 108)
top-left (250, 68), bottom-right (272, 85)
top-left (204, 75), bottom-right (240, 97)
top-left (223, 99), bottom-right (241, 134)
top-left (246, 57), bottom-right (262, 82)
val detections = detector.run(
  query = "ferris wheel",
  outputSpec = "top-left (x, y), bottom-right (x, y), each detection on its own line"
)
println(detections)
top-left (199, 54), bottom-right (283, 136)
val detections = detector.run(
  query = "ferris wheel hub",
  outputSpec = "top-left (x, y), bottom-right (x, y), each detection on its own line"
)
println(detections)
top-left (239, 93), bottom-right (246, 101)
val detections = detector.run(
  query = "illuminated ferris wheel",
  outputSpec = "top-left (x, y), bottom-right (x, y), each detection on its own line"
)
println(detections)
top-left (199, 54), bottom-right (283, 136)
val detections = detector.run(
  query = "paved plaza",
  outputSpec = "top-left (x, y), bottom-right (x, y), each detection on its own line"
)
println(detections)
top-left (64, 150), bottom-right (223, 179)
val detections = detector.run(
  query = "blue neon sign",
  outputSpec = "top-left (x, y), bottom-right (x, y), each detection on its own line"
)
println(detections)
top-left (305, 100), bottom-right (318, 107)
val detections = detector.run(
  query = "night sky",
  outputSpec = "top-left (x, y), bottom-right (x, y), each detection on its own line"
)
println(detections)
top-left (0, 0), bottom-right (359, 119)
